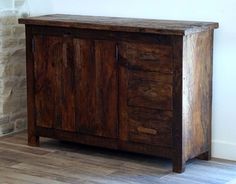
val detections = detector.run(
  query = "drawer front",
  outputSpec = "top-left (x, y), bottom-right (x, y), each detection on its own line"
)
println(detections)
top-left (128, 80), bottom-right (173, 110)
top-left (118, 42), bottom-right (173, 74)
top-left (128, 107), bottom-right (173, 147)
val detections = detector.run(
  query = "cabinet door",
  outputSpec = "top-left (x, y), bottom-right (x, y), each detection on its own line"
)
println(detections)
top-left (74, 39), bottom-right (118, 138)
top-left (118, 42), bottom-right (173, 146)
top-left (33, 35), bottom-right (76, 132)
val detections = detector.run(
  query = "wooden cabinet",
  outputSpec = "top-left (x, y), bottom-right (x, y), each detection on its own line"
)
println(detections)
top-left (19, 14), bottom-right (218, 173)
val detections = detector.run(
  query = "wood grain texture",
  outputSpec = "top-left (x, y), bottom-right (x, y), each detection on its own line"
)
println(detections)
top-left (21, 15), bottom-right (218, 173)
top-left (60, 38), bottom-right (76, 132)
top-left (129, 118), bottom-right (172, 147)
top-left (129, 71), bottom-right (173, 84)
top-left (94, 40), bottom-right (118, 138)
top-left (127, 106), bottom-right (173, 148)
top-left (34, 35), bottom-right (76, 132)
top-left (118, 41), bottom-right (174, 147)
top-left (128, 80), bottom-right (173, 110)
top-left (171, 35), bottom-right (185, 173)
top-left (118, 42), bottom-right (173, 74)
top-left (182, 30), bottom-right (214, 161)
top-left (34, 35), bottom-right (59, 129)
top-left (25, 26), bottom-right (39, 146)
top-left (18, 14), bottom-right (219, 35)
top-left (30, 25), bottom-right (174, 45)
top-left (74, 39), bottom-right (96, 135)
top-left (75, 39), bottom-right (118, 138)
top-left (118, 50), bottom-right (129, 142)
top-left (0, 132), bottom-right (236, 184)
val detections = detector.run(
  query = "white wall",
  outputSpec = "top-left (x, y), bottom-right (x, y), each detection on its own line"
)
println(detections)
top-left (27, 0), bottom-right (236, 161)
top-left (0, 0), bottom-right (14, 10)
top-left (27, 0), bottom-right (53, 15)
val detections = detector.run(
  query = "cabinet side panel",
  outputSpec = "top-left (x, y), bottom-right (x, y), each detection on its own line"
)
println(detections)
top-left (182, 30), bottom-right (213, 161)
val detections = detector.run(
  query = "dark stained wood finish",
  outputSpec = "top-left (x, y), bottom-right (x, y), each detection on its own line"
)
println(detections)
top-left (94, 40), bottom-right (118, 138)
top-left (25, 26), bottom-right (39, 147)
top-left (118, 42), bottom-right (173, 74)
top-left (128, 80), bottom-right (173, 110)
top-left (118, 41), bottom-right (174, 147)
top-left (74, 39), bottom-right (96, 135)
top-left (19, 14), bottom-right (218, 35)
top-left (33, 35), bottom-right (76, 132)
top-left (34, 35), bottom-right (57, 129)
top-left (128, 107), bottom-right (173, 122)
top-left (129, 71), bottom-right (173, 83)
top-left (31, 25), bottom-right (174, 45)
top-left (74, 39), bottom-right (118, 138)
top-left (171, 35), bottom-right (185, 173)
top-left (19, 14), bottom-right (218, 173)
top-left (128, 111), bottom-right (172, 147)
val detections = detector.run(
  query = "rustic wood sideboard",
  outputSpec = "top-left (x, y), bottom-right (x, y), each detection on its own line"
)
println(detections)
top-left (19, 14), bottom-right (218, 173)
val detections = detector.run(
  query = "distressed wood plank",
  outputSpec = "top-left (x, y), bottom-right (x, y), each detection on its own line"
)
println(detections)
top-left (128, 80), bottom-right (173, 110)
top-left (34, 35), bottom-right (76, 132)
top-left (19, 14), bottom-right (218, 35)
top-left (75, 39), bottom-right (118, 138)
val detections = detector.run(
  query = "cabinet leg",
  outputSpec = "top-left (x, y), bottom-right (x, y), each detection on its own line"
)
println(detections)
top-left (197, 151), bottom-right (211, 161)
top-left (28, 135), bottom-right (40, 147)
top-left (173, 158), bottom-right (186, 173)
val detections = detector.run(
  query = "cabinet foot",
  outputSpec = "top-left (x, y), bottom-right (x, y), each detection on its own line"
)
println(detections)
top-left (197, 151), bottom-right (211, 160)
top-left (28, 135), bottom-right (40, 147)
top-left (173, 159), bottom-right (186, 173)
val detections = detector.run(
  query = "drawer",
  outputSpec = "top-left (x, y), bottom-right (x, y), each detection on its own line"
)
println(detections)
top-left (128, 80), bottom-right (173, 110)
top-left (118, 42), bottom-right (173, 74)
top-left (129, 70), bottom-right (173, 84)
top-left (128, 107), bottom-right (173, 147)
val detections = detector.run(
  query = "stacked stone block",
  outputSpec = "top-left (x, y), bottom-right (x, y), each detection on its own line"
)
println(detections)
top-left (0, 10), bottom-right (27, 136)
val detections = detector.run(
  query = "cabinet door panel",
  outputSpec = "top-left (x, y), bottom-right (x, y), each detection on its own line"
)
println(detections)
top-left (75, 39), bottom-right (118, 138)
top-left (34, 35), bottom-right (76, 132)
top-left (74, 39), bottom-right (96, 134)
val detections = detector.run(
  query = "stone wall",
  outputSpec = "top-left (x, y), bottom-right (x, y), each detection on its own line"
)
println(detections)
top-left (0, 10), bottom-right (27, 136)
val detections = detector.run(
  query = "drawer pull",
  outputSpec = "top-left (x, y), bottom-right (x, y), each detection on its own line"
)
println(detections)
top-left (137, 126), bottom-right (157, 135)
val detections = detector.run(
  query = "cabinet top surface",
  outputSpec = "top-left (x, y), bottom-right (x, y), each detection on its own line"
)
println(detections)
top-left (19, 14), bottom-right (218, 35)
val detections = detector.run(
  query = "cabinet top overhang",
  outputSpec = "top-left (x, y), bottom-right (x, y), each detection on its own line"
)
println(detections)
top-left (19, 14), bottom-right (218, 36)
